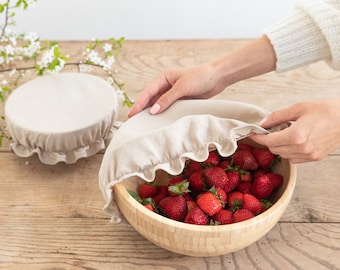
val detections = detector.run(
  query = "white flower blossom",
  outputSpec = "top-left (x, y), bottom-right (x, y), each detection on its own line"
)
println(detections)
top-left (116, 89), bottom-right (126, 103)
top-left (103, 43), bottom-right (112, 53)
top-left (87, 50), bottom-right (101, 65)
top-left (5, 45), bottom-right (14, 55)
top-left (106, 77), bottom-right (114, 85)
top-left (53, 59), bottom-right (65, 73)
top-left (37, 48), bottom-right (54, 68)
top-left (24, 32), bottom-right (39, 43)
top-left (37, 45), bottom-right (65, 73)
top-left (107, 56), bottom-right (115, 65)
top-left (79, 64), bottom-right (93, 73)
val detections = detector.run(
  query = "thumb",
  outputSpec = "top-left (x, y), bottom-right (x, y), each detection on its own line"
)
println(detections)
top-left (259, 104), bottom-right (303, 128)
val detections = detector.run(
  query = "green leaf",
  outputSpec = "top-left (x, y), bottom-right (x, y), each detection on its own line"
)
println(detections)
top-left (0, 4), bottom-right (5, 13)
top-left (48, 58), bottom-right (60, 70)
top-left (2, 86), bottom-right (11, 93)
top-left (53, 46), bottom-right (61, 57)
top-left (142, 197), bottom-right (155, 206)
top-left (128, 190), bottom-right (142, 203)
top-left (60, 55), bottom-right (69, 61)
top-left (15, 0), bottom-right (28, 9)
top-left (36, 65), bottom-right (44, 76)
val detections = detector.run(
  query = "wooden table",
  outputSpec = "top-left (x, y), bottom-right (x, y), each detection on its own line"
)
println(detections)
top-left (0, 40), bottom-right (339, 270)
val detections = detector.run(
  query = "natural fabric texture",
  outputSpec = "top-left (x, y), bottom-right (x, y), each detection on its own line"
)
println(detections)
top-left (99, 100), bottom-right (272, 223)
top-left (5, 73), bottom-right (120, 165)
top-left (263, 0), bottom-right (340, 72)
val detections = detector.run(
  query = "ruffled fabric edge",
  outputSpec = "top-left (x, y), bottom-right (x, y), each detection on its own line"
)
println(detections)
top-left (10, 122), bottom-right (122, 165)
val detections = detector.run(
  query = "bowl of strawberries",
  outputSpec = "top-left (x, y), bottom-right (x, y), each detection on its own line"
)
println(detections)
top-left (113, 138), bottom-right (297, 257)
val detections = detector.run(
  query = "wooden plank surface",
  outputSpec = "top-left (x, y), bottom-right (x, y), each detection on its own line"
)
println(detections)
top-left (0, 40), bottom-right (339, 269)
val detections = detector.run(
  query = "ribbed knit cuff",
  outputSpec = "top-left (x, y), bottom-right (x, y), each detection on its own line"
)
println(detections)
top-left (263, 10), bottom-right (331, 72)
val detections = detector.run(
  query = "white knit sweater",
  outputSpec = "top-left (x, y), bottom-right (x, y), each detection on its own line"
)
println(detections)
top-left (263, 0), bottom-right (340, 72)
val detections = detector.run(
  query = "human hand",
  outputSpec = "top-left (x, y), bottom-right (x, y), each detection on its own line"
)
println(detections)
top-left (128, 36), bottom-right (276, 117)
top-left (250, 99), bottom-right (340, 163)
top-left (128, 63), bottom-right (227, 117)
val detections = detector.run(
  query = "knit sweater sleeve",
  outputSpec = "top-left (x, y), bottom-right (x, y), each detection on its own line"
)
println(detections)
top-left (263, 0), bottom-right (340, 72)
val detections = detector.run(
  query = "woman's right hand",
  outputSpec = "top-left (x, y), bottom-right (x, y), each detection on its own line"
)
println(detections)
top-left (127, 62), bottom-right (227, 117)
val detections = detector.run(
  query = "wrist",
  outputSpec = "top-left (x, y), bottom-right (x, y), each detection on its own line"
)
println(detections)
top-left (211, 36), bottom-right (276, 87)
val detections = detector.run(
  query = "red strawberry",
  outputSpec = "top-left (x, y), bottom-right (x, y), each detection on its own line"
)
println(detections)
top-left (196, 188), bottom-right (223, 216)
top-left (153, 185), bottom-right (168, 204)
top-left (186, 200), bottom-right (198, 212)
top-left (138, 183), bottom-right (158, 198)
top-left (141, 197), bottom-right (157, 213)
top-left (237, 181), bottom-right (252, 194)
top-left (204, 151), bottom-right (220, 167)
top-left (188, 171), bottom-right (206, 192)
top-left (219, 159), bottom-right (231, 169)
top-left (159, 196), bottom-right (188, 221)
top-left (169, 176), bottom-right (185, 186)
top-left (224, 170), bottom-right (241, 193)
top-left (184, 160), bottom-right (203, 177)
top-left (144, 204), bottom-right (155, 212)
top-left (168, 179), bottom-right (190, 196)
top-left (237, 143), bottom-right (254, 152)
top-left (157, 185), bottom-right (169, 195)
top-left (242, 193), bottom-right (263, 215)
top-left (204, 166), bottom-right (227, 189)
top-left (212, 209), bottom-right (233, 225)
top-left (227, 191), bottom-right (243, 210)
top-left (216, 187), bottom-right (227, 207)
top-left (184, 206), bottom-right (209, 225)
top-left (152, 185), bottom-right (169, 204)
top-left (266, 172), bottom-right (283, 190)
top-left (253, 168), bottom-right (270, 179)
top-left (240, 170), bottom-right (252, 182)
top-left (252, 147), bottom-right (275, 169)
top-left (153, 192), bottom-right (167, 204)
top-left (233, 150), bottom-right (258, 171)
top-left (233, 209), bottom-right (254, 223)
top-left (183, 193), bottom-right (194, 201)
top-left (251, 174), bottom-right (274, 199)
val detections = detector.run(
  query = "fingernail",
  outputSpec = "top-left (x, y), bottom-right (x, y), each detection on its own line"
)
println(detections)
top-left (150, 103), bottom-right (160, 115)
top-left (258, 117), bottom-right (268, 126)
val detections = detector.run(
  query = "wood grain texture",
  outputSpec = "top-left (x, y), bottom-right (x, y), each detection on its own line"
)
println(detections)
top-left (0, 39), bottom-right (340, 269)
top-left (0, 219), bottom-right (339, 270)
top-left (0, 153), bottom-right (338, 222)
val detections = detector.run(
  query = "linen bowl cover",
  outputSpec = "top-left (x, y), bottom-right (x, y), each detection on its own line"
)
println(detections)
top-left (99, 99), bottom-right (273, 223)
top-left (5, 72), bottom-right (120, 165)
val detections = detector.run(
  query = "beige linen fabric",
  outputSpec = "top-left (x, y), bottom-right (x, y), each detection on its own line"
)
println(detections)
top-left (99, 99), bottom-right (272, 223)
top-left (5, 73), bottom-right (120, 165)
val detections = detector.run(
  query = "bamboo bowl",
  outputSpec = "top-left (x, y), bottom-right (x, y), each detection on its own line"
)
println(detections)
top-left (113, 140), bottom-right (297, 257)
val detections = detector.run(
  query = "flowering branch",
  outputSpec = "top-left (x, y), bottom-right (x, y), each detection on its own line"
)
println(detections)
top-left (0, 0), bottom-right (134, 146)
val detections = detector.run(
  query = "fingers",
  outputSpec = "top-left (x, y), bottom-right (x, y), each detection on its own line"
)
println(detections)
top-left (128, 72), bottom-right (174, 117)
top-left (250, 126), bottom-right (294, 148)
top-left (149, 82), bottom-right (188, 114)
top-left (250, 103), bottom-right (307, 158)
top-left (250, 125), bottom-right (326, 163)
top-left (259, 103), bottom-right (304, 129)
